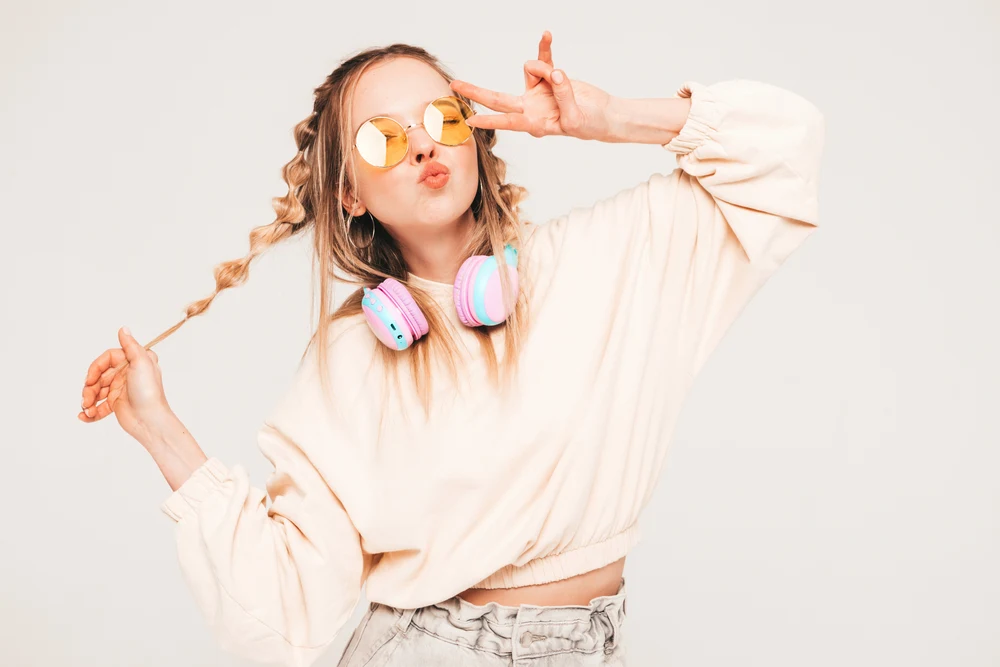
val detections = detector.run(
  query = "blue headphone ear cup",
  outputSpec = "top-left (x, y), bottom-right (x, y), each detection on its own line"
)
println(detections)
top-left (380, 278), bottom-right (429, 337)
top-left (453, 244), bottom-right (519, 327)
top-left (453, 255), bottom-right (488, 326)
top-left (361, 279), bottom-right (430, 350)
top-left (475, 256), bottom-right (519, 326)
top-left (362, 287), bottom-right (411, 350)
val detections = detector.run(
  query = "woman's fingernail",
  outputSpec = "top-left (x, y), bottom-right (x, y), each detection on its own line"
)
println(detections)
top-left (552, 70), bottom-right (564, 84)
top-left (123, 326), bottom-right (131, 337)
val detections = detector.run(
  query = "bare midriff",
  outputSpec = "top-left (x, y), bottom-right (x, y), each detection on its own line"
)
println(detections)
top-left (456, 556), bottom-right (626, 607)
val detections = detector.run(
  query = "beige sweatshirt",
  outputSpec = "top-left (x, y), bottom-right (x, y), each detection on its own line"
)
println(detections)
top-left (160, 78), bottom-right (825, 666)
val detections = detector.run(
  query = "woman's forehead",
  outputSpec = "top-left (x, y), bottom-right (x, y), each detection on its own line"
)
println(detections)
top-left (352, 58), bottom-right (451, 123)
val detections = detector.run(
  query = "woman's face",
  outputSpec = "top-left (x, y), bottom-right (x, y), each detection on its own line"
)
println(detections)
top-left (346, 57), bottom-right (479, 236)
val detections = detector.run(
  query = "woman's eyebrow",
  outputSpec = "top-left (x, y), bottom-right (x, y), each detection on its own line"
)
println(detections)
top-left (352, 96), bottom-right (446, 136)
top-left (365, 97), bottom-right (438, 124)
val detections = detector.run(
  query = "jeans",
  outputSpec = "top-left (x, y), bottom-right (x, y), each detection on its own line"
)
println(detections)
top-left (335, 577), bottom-right (628, 666)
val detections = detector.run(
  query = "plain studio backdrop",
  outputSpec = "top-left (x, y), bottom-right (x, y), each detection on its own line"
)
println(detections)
top-left (2, 0), bottom-right (997, 665)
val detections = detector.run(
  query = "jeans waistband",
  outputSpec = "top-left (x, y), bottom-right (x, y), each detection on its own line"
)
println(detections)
top-left (388, 576), bottom-right (627, 660)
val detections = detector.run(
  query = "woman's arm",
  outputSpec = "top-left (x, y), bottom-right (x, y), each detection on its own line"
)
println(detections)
top-left (603, 96), bottom-right (693, 145)
top-left (537, 77), bottom-right (826, 381)
top-left (140, 412), bottom-right (209, 491)
top-left (158, 338), bottom-right (371, 667)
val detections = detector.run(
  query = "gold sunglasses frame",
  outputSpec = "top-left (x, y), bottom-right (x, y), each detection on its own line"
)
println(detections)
top-left (353, 95), bottom-right (477, 169)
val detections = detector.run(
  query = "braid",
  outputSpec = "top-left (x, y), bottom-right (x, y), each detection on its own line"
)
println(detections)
top-left (109, 108), bottom-right (321, 375)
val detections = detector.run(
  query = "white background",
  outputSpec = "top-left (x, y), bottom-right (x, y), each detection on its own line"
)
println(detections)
top-left (2, 0), bottom-right (998, 665)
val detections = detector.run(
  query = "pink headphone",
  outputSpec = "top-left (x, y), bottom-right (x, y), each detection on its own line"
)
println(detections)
top-left (361, 244), bottom-right (519, 350)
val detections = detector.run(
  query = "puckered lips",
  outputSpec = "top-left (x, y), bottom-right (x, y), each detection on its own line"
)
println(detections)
top-left (418, 161), bottom-right (450, 189)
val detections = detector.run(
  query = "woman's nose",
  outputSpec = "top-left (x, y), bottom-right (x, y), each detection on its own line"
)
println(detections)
top-left (406, 125), bottom-right (437, 164)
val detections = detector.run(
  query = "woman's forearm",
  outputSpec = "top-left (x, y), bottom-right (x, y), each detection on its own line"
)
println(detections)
top-left (140, 413), bottom-right (209, 492)
top-left (603, 96), bottom-right (693, 145)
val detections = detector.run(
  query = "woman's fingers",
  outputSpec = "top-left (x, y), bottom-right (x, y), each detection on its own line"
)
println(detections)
top-left (84, 363), bottom-right (118, 408)
top-left (117, 327), bottom-right (148, 365)
top-left (522, 59), bottom-right (554, 83)
top-left (79, 330), bottom-right (145, 422)
top-left (78, 385), bottom-right (112, 421)
top-left (83, 347), bottom-right (119, 388)
top-left (465, 112), bottom-right (536, 135)
top-left (525, 31), bottom-right (554, 89)
top-left (538, 30), bottom-right (553, 66)
top-left (549, 69), bottom-right (582, 131)
top-left (82, 347), bottom-right (124, 409)
top-left (525, 63), bottom-right (582, 133)
top-left (524, 58), bottom-right (554, 93)
top-left (87, 397), bottom-right (115, 421)
top-left (524, 61), bottom-right (541, 90)
top-left (450, 80), bottom-right (523, 113)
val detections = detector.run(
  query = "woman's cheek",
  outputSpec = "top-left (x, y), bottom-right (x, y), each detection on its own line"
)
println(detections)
top-left (464, 151), bottom-right (480, 198)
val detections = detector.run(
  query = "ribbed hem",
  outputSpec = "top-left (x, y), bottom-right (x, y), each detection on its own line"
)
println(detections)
top-left (663, 80), bottom-right (725, 156)
top-left (469, 524), bottom-right (642, 590)
top-left (160, 457), bottom-right (230, 522)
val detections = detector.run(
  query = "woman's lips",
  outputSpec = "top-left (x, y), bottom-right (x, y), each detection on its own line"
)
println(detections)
top-left (421, 172), bottom-right (450, 189)
top-left (418, 162), bottom-right (450, 189)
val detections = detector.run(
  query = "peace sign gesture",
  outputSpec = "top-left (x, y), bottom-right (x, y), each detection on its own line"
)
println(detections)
top-left (451, 31), bottom-right (615, 142)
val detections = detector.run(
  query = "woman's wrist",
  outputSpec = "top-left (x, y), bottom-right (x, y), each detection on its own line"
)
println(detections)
top-left (603, 95), bottom-right (693, 145)
top-left (139, 411), bottom-right (210, 492)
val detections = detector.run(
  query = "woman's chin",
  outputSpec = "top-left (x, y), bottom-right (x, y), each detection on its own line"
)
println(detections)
top-left (411, 201), bottom-right (473, 227)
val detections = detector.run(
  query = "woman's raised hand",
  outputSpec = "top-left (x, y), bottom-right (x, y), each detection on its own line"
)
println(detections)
top-left (79, 327), bottom-right (175, 448)
top-left (451, 31), bottom-right (615, 142)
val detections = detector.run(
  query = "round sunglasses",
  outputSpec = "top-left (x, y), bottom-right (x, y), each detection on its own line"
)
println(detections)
top-left (353, 95), bottom-right (476, 169)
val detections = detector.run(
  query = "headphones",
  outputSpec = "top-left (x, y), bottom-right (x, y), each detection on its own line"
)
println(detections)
top-left (361, 244), bottom-right (519, 350)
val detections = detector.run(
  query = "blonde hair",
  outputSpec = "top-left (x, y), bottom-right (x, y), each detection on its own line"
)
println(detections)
top-left (129, 43), bottom-right (531, 416)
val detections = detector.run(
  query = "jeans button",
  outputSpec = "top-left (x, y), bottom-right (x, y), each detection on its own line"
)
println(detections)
top-left (520, 631), bottom-right (534, 647)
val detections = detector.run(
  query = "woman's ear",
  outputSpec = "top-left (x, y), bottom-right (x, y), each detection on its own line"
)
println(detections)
top-left (338, 191), bottom-right (367, 217)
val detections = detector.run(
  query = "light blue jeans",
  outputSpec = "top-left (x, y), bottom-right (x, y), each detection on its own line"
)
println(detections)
top-left (335, 577), bottom-right (628, 666)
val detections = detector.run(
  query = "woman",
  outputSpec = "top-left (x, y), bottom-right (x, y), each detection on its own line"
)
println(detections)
top-left (79, 31), bottom-right (824, 667)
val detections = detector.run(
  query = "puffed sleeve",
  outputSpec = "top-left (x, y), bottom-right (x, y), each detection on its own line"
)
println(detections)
top-left (160, 340), bottom-right (371, 667)
top-left (528, 78), bottom-right (825, 381)
top-left (655, 79), bottom-right (825, 376)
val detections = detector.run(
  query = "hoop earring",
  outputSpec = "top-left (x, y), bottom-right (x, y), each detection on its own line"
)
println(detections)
top-left (473, 178), bottom-right (485, 215)
top-left (347, 211), bottom-right (377, 251)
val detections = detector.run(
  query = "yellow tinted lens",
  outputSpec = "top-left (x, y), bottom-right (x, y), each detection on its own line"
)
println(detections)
top-left (355, 117), bottom-right (408, 167)
top-left (424, 96), bottom-right (473, 145)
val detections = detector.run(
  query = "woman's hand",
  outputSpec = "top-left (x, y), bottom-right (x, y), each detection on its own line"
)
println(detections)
top-left (79, 326), bottom-right (175, 448)
top-left (451, 31), bottom-right (615, 142)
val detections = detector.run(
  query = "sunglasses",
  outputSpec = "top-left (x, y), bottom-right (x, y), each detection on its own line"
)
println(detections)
top-left (353, 95), bottom-right (477, 169)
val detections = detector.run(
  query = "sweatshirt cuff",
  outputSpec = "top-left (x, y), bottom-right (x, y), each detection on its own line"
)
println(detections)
top-left (663, 81), bottom-right (725, 156)
top-left (160, 457), bottom-right (231, 522)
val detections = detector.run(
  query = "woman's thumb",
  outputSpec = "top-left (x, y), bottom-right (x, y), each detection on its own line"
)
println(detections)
top-left (550, 70), bottom-right (582, 129)
top-left (118, 326), bottom-right (145, 363)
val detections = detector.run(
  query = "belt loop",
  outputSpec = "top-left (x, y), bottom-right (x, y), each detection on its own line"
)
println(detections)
top-left (394, 607), bottom-right (417, 634)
